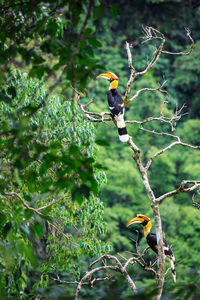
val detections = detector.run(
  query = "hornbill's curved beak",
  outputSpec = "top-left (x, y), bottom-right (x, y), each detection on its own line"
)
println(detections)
top-left (126, 214), bottom-right (150, 227)
top-left (96, 71), bottom-right (119, 81)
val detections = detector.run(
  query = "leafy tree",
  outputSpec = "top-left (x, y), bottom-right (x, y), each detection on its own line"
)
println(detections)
top-left (0, 0), bottom-right (113, 91)
top-left (0, 72), bottom-right (111, 298)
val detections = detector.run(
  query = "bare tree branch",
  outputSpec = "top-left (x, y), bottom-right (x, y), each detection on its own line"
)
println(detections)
top-left (37, 194), bottom-right (69, 211)
top-left (72, 88), bottom-right (112, 124)
top-left (136, 27), bottom-right (166, 76)
top-left (75, 247), bottom-right (158, 300)
top-left (142, 129), bottom-right (200, 170)
top-left (123, 27), bottom-right (194, 111)
top-left (192, 193), bottom-right (200, 209)
top-left (75, 265), bottom-right (123, 300)
top-left (3, 191), bottom-right (70, 213)
top-left (129, 81), bottom-right (169, 102)
top-left (124, 42), bottom-right (136, 103)
top-left (3, 192), bottom-right (44, 216)
top-left (156, 181), bottom-right (200, 203)
top-left (162, 28), bottom-right (194, 55)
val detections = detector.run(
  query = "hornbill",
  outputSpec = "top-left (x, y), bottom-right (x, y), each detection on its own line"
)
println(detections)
top-left (96, 71), bottom-right (129, 142)
top-left (126, 214), bottom-right (176, 282)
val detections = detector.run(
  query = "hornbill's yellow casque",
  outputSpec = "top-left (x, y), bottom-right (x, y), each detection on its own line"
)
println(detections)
top-left (96, 72), bottom-right (129, 142)
top-left (126, 214), bottom-right (176, 282)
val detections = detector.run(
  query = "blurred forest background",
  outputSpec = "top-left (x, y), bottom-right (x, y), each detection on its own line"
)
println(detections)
top-left (0, 0), bottom-right (200, 299)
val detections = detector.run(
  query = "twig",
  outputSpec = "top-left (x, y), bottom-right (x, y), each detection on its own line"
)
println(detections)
top-left (72, 88), bottom-right (112, 124)
top-left (3, 192), bottom-right (71, 241)
top-left (37, 194), bottom-right (69, 211)
top-left (162, 28), bottom-right (194, 56)
top-left (192, 193), bottom-right (200, 209)
top-left (3, 192), bottom-right (44, 216)
top-left (129, 81), bottom-right (168, 102)
top-left (75, 265), bottom-right (121, 300)
top-left (144, 131), bottom-right (200, 170)
top-left (136, 27), bottom-right (166, 76)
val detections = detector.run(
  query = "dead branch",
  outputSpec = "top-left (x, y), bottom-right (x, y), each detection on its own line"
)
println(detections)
top-left (123, 27), bottom-right (194, 110)
top-left (123, 28), bottom-right (166, 105)
top-left (75, 264), bottom-right (125, 300)
top-left (75, 92), bottom-right (112, 124)
top-left (124, 41), bottom-right (136, 102)
top-left (144, 133), bottom-right (200, 171)
top-left (3, 191), bottom-right (69, 213)
top-left (75, 247), bottom-right (157, 300)
top-left (135, 27), bottom-right (166, 76)
top-left (162, 28), bottom-right (194, 55)
top-left (129, 81), bottom-right (169, 102)
top-left (192, 193), bottom-right (200, 209)
top-left (156, 181), bottom-right (200, 203)
top-left (52, 266), bottom-right (89, 285)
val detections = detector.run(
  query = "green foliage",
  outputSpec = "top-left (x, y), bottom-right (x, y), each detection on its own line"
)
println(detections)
top-left (173, 41), bottom-right (200, 118)
top-left (0, 0), bottom-right (115, 91)
top-left (0, 72), bottom-right (111, 298)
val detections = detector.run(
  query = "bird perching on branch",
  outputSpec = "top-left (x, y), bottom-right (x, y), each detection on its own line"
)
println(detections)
top-left (127, 214), bottom-right (176, 282)
top-left (96, 72), bottom-right (129, 142)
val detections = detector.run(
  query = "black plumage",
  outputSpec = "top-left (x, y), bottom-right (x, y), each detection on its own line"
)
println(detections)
top-left (96, 72), bottom-right (129, 142)
top-left (107, 87), bottom-right (128, 141)
top-left (127, 214), bottom-right (176, 282)
top-left (107, 89), bottom-right (124, 117)
top-left (146, 232), bottom-right (174, 257)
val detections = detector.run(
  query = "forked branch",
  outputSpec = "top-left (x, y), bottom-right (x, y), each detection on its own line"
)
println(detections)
top-left (162, 28), bottom-right (194, 55)
top-left (124, 27), bottom-right (194, 103)
top-left (75, 248), bottom-right (156, 300)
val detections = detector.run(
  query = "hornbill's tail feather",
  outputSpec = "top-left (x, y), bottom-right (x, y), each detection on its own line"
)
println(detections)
top-left (115, 114), bottom-right (129, 142)
top-left (167, 255), bottom-right (176, 282)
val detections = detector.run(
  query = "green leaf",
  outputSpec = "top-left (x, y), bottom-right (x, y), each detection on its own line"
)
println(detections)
top-left (0, 212), bottom-right (7, 227)
top-left (3, 222), bottom-right (12, 238)
top-left (84, 27), bottom-right (93, 37)
top-left (93, 6), bottom-right (105, 20)
top-left (32, 221), bottom-right (44, 238)
top-left (95, 139), bottom-right (110, 146)
top-left (85, 46), bottom-right (94, 57)
top-left (88, 38), bottom-right (102, 48)
top-left (40, 214), bottom-right (52, 221)
top-left (24, 209), bottom-right (34, 220)
top-left (111, 4), bottom-right (120, 18)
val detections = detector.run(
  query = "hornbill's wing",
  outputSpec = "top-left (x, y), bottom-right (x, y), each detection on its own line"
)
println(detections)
top-left (107, 90), bottom-right (129, 142)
